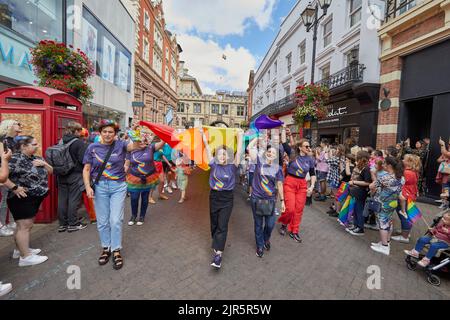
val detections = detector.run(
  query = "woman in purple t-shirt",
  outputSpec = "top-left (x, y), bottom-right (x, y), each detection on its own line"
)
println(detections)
top-left (124, 129), bottom-right (165, 226)
top-left (278, 139), bottom-right (317, 243)
top-left (83, 120), bottom-right (140, 270)
top-left (200, 128), bottom-right (244, 269)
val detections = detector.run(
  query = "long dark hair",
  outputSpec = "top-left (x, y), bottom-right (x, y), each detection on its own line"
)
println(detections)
top-left (385, 156), bottom-right (404, 179)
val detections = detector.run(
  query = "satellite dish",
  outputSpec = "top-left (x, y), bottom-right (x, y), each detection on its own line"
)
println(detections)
top-left (380, 98), bottom-right (391, 111)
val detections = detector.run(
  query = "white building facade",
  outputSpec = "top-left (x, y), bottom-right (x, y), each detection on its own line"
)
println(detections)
top-left (70, 0), bottom-right (136, 129)
top-left (252, 0), bottom-right (385, 147)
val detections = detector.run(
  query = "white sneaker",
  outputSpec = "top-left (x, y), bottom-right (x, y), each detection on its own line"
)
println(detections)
top-left (136, 221), bottom-right (144, 226)
top-left (12, 248), bottom-right (42, 259)
top-left (166, 186), bottom-right (173, 194)
top-left (371, 241), bottom-right (383, 247)
top-left (171, 182), bottom-right (178, 190)
top-left (371, 244), bottom-right (390, 256)
top-left (0, 226), bottom-right (13, 237)
top-left (7, 222), bottom-right (16, 230)
top-left (274, 208), bottom-right (280, 216)
top-left (391, 235), bottom-right (410, 243)
top-left (18, 254), bottom-right (48, 267)
top-left (163, 183), bottom-right (168, 188)
top-left (0, 282), bottom-right (12, 297)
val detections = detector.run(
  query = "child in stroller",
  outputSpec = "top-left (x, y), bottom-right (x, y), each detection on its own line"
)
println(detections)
top-left (404, 211), bottom-right (450, 286)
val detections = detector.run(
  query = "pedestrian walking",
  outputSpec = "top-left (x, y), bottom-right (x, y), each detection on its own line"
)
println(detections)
top-left (83, 120), bottom-right (138, 270)
top-left (54, 121), bottom-right (88, 233)
top-left (175, 157), bottom-right (190, 203)
top-left (277, 139), bottom-right (316, 243)
top-left (247, 137), bottom-right (285, 257)
top-left (200, 127), bottom-right (244, 269)
top-left (149, 141), bottom-right (168, 202)
top-left (4, 136), bottom-right (52, 266)
top-left (125, 129), bottom-right (164, 226)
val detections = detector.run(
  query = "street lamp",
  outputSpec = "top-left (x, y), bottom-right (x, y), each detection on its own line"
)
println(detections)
top-left (301, 0), bottom-right (333, 83)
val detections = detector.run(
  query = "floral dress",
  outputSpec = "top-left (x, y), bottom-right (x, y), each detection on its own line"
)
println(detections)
top-left (374, 173), bottom-right (404, 230)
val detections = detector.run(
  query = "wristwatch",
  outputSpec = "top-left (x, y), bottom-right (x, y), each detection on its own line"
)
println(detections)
top-left (11, 185), bottom-right (18, 191)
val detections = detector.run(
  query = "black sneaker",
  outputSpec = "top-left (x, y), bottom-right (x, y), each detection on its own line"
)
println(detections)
top-left (264, 241), bottom-right (271, 251)
top-left (256, 248), bottom-right (264, 258)
top-left (328, 211), bottom-right (339, 217)
top-left (279, 224), bottom-right (287, 236)
top-left (58, 225), bottom-right (67, 233)
top-left (327, 208), bottom-right (337, 214)
top-left (289, 232), bottom-right (302, 243)
top-left (349, 227), bottom-right (365, 236)
top-left (314, 195), bottom-right (327, 202)
top-left (67, 222), bottom-right (88, 233)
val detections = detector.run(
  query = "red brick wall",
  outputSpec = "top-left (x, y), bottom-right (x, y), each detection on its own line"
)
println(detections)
top-left (376, 10), bottom-right (446, 150)
top-left (392, 12), bottom-right (445, 48)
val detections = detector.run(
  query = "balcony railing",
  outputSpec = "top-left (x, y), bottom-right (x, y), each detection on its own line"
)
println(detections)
top-left (316, 63), bottom-right (365, 90)
top-left (385, 0), bottom-right (417, 22)
top-left (251, 93), bottom-right (296, 121)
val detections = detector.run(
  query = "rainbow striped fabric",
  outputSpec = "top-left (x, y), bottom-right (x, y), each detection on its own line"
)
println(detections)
top-left (335, 182), bottom-right (350, 203)
top-left (406, 199), bottom-right (422, 224)
top-left (338, 195), bottom-right (355, 226)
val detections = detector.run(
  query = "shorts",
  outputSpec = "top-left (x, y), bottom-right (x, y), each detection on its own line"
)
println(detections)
top-left (316, 171), bottom-right (328, 182)
top-left (163, 161), bottom-right (175, 173)
top-left (7, 194), bottom-right (47, 220)
top-left (154, 161), bottom-right (163, 175)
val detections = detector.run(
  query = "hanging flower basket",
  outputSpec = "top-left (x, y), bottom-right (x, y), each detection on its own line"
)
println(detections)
top-left (293, 83), bottom-right (330, 127)
top-left (30, 40), bottom-right (95, 104)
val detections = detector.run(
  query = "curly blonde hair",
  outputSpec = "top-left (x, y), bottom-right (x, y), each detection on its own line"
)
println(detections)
top-left (0, 119), bottom-right (18, 137)
top-left (403, 154), bottom-right (421, 173)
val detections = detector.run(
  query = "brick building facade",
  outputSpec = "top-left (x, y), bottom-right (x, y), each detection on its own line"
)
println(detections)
top-left (377, 0), bottom-right (450, 197)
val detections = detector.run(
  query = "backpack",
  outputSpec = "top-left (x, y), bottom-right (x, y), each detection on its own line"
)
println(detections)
top-left (45, 138), bottom-right (78, 176)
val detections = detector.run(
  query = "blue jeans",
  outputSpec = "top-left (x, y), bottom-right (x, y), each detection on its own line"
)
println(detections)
top-left (251, 197), bottom-right (276, 250)
top-left (94, 180), bottom-right (127, 251)
top-left (353, 198), bottom-right (366, 230)
top-left (415, 236), bottom-right (449, 260)
top-left (130, 190), bottom-right (150, 219)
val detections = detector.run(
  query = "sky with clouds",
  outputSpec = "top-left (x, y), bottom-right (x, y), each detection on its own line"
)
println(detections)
top-left (163, 0), bottom-right (298, 95)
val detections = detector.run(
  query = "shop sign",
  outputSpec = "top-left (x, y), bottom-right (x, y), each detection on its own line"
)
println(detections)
top-left (0, 30), bottom-right (35, 84)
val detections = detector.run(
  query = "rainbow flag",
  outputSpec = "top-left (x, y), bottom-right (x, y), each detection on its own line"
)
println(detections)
top-left (335, 182), bottom-right (350, 204)
top-left (338, 195), bottom-right (355, 226)
top-left (406, 199), bottom-right (422, 224)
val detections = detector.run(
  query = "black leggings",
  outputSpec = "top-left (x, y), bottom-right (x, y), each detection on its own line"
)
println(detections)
top-left (209, 190), bottom-right (234, 252)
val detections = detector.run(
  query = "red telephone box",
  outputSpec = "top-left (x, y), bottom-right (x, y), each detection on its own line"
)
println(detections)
top-left (0, 86), bottom-right (83, 223)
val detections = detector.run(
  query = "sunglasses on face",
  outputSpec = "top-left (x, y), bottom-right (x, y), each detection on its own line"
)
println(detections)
top-left (303, 145), bottom-right (311, 149)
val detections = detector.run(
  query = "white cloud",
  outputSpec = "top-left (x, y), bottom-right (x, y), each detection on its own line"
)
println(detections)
top-left (164, 0), bottom-right (278, 36)
top-left (178, 34), bottom-right (256, 92)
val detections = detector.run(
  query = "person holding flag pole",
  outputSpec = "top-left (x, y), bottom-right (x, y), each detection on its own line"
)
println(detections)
top-left (200, 127), bottom-right (244, 269)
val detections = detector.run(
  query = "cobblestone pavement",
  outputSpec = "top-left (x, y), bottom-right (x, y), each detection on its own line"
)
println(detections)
top-left (0, 170), bottom-right (449, 300)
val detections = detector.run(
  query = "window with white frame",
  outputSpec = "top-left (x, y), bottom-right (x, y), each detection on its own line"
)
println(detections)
top-left (144, 10), bottom-right (150, 31)
top-left (221, 105), bottom-right (229, 115)
top-left (268, 70), bottom-right (271, 82)
top-left (345, 46), bottom-right (359, 66)
top-left (323, 18), bottom-right (333, 48)
top-left (211, 104), bottom-right (220, 114)
top-left (349, 0), bottom-right (362, 27)
top-left (237, 106), bottom-right (244, 116)
top-left (154, 27), bottom-right (163, 49)
top-left (321, 63), bottom-right (331, 80)
top-left (165, 66), bottom-right (169, 83)
top-left (194, 103), bottom-right (201, 113)
top-left (153, 51), bottom-right (163, 76)
top-left (170, 73), bottom-right (176, 91)
top-left (297, 77), bottom-right (305, 86)
top-left (286, 53), bottom-right (292, 74)
top-left (284, 86), bottom-right (290, 97)
top-left (273, 89), bottom-right (276, 102)
top-left (399, 0), bottom-right (416, 15)
top-left (143, 37), bottom-right (150, 62)
top-left (299, 41), bottom-right (306, 65)
top-left (266, 92), bottom-right (269, 104)
top-left (274, 61), bottom-right (277, 76)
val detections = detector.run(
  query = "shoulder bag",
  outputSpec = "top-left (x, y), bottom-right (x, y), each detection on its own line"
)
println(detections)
top-left (438, 161), bottom-right (450, 175)
top-left (90, 141), bottom-right (116, 191)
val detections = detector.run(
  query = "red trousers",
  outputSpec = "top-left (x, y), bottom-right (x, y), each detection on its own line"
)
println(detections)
top-left (82, 192), bottom-right (97, 222)
top-left (278, 175), bottom-right (307, 234)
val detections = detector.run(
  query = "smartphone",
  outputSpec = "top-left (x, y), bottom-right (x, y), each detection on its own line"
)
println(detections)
top-left (2, 141), bottom-right (7, 153)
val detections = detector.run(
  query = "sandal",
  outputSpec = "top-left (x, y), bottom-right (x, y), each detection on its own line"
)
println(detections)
top-left (98, 248), bottom-right (111, 266)
top-left (112, 250), bottom-right (123, 270)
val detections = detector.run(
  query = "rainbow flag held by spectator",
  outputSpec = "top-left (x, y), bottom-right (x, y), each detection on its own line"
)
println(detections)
top-left (338, 195), bottom-right (355, 226)
top-left (335, 182), bottom-right (350, 204)
top-left (407, 199), bottom-right (422, 224)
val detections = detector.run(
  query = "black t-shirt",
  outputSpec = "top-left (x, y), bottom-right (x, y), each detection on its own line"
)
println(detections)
top-left (349, 166), bottom-right (372, 200)
top-left (341, 164), bottom-right (355, 183)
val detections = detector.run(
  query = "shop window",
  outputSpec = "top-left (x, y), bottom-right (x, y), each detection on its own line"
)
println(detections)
top-left (0, 0), bottom-right (63, 43)
top-left (82, 6), bottom-right (132, 92)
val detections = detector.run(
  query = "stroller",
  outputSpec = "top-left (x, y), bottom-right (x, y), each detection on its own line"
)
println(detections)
top-left (405, 209), bottom-right (450, 286)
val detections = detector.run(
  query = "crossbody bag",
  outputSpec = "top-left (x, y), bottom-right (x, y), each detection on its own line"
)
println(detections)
top-left (90, 141), bottom-right (116, 191)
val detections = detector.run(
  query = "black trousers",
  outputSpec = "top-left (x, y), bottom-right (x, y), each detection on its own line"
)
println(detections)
top-left (209, 190), bottom-right (234, 252)
top-left (58, 173), bottom-right (84, 226)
